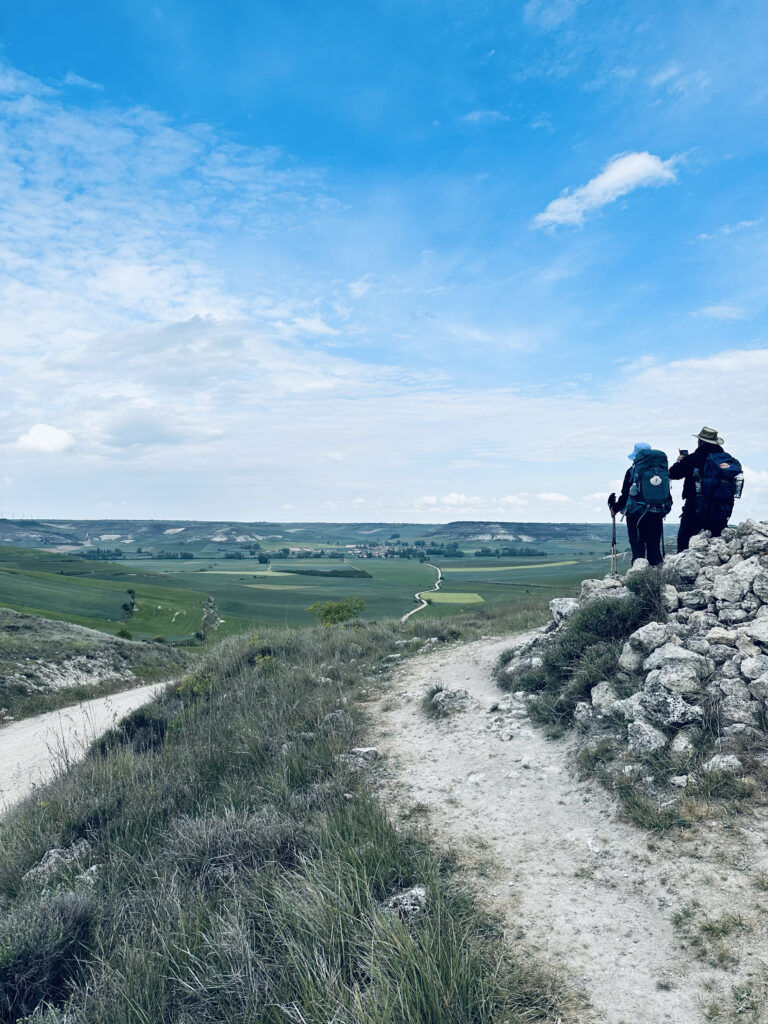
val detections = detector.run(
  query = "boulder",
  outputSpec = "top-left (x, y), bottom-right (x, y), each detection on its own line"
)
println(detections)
top-left (628, 621), bottom-right (670, 653)
top-left (550, 597), bottom-right (580, 623)
top-left (645, 664), bottom-right (702, 695)
top-left (643, 643), bottom-right (711, 678)
top-left (719, 677), bottom-right (750, 700)
top-left (662, 584), bottom-right (680, 613)
top-left (23, 839), bottom-right (91, 883)
top-left (639, 680), bottom-right (703, 727)
top-left (663, 549), bottom-right (704, 585)
top-left (681, 590), bottom-right (708, 610)
top-left (573, 701), bottom-right (594, 730)
top-left (717, 606), bottom-right (750, 625)
top-left (612, 691), bottom-right (645, 722)
top-left (628, 721), bottom-right (667, 753)
top-left (670, 775), bottom-right (689, 788)
top-left (713, 556), bottom-right (761, 603)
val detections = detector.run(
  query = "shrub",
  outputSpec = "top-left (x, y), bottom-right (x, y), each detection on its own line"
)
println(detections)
top-left (306, 598), bottom-right (366, 625)
top-left (0, 891), bottom-right (96, 1021)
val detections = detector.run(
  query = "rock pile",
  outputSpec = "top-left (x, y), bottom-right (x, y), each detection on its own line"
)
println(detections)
top-left (506, 520), bottom-right (768, 764)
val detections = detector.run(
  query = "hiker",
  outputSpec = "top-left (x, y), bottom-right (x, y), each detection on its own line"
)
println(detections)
top-left (607, 442), bottom-right (672, 567)
top-left (669, 426), bottom-right (744, 551)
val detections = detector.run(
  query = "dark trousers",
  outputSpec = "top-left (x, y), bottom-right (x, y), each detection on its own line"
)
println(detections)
top-left (676, 502), bottom-right (730, 552)
top-left (626, 510), bottom-right (663, 566)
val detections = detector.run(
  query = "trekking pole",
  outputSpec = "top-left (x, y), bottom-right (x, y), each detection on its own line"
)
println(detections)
top-left (611, 511), bottom-right (617, 574)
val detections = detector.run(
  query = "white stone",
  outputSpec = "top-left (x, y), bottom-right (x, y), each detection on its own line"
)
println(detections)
top-left (639, 680), bottom-right (703, 727)
top-left (643, 643), bottom-right (710, 676)
top-left (618, 642), bottom-right (644, 675)
top-left (612, 692), bottom-right (645, 722)
top-left (703, 754), bottom-right (742, 773)
top-left (662, 585), bottom-right (680, 612)
top-left (628, 621), bottom-right (669, 653)
top-left (626, 558), bottom-right (650, 575)
top-left (740, 655), bottom-right (768, 680)
top-left (627, 720), bottom-right (667, 753)
top-left (706, 626), bottom-right (738, 646)
top-left (748, 673), bottom-right (768, 700)
top-left (386, 885), bottom-right (428, 915)
top-left (719, 694), bottom-right (758, 726)
top-left (579, 577), bottom-right (630, 604)
top-left (590, 681), bottom-right (620, 714)
top-left (550, 597), bottom-right (580, 623)
top-left (670, 775), bottom-right (689, 788)
top-left (753, 572), bottom-right (768, 604)
top-left (743, 618), bottom-right (768, 648)
top-left (713, 556), bottom-right (761, 603)
top-left (671, 728), bottom-right (700, 753)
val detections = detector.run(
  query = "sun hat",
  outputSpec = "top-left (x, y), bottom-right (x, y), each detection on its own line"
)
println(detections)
top-left (694, 426), bottom-right (724, 444)
top-left (627, 442), bottom-right (651, 460)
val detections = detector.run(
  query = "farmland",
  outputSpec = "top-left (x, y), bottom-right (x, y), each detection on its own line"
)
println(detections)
top-left (0, 518), bottom-right (641, 640)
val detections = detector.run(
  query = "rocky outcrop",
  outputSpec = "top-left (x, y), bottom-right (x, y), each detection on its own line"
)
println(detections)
top-left (508, 521), bottom-right (768, 763)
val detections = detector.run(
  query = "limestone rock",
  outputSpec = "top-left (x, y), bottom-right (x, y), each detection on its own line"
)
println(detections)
top-left (628, 621), bottom-right (669, 653)
top-left (703, 754), bottom-right (742, 773)
top-left (706, 626), bottom-right (738, 646)
top-left (628, 720), bottom-right (667, 753)
top-left (747, 673), bottom-right (768, 700)
top-left (429, 688), bottom-right (472, 716)
top-left (713, 556), bottom-right (761, 603)
top-left (719, 677), bottom-right (750, 700)
top-left (386, 885), bottom-right (428, 916)
top-left (753, 571), bottom-right (768, 603)
top-left (590, 681), bottom-right (620, 714)
top-left (719, 694), bottom-right (758, 726)
top-left (504, 655), bottom-right (543, 686)
top-left (743, 618), bottom-right (768, 648)
top-left (740, 655), bottom-right (768, 680)
top-left (662, 584), bottom-right (680, 613)
top-left (639, 680), bottom-right (703, 727)
top-left (618, 642), bottom-right (644, 675)
top-left (670, 775), bottom-right (689, 788)
top-left (23, 839), bottom-right (91, 883)
top-left (612, 691), bottom-right (645, 722)
top-left (671, 727), bottom-right (700, 753)
top-left (579, 576), bottom-right (630, 604)
top-left (550, 597), bottom-right (579, 623)
top-left (573, 701), bottom-right (594, 730)
top-left (626, 558), bottom-right (650, 575)
top-left (717, 606), bottom-right (750, 625)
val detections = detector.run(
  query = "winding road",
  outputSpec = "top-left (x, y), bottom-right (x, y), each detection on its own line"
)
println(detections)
top-left (401, 562), bottom-right (442, 622)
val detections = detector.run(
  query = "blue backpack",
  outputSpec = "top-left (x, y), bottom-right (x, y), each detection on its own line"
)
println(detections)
top-left (626, 449), bottom-right (672, 517)
top-left (695, 451), bottom-right (743, 516)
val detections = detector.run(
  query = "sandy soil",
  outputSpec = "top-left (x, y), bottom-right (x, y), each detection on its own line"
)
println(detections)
top-left (373, 633), bottom-right (768, 1024)
top-left (0, 682), bottom-right (166, 811)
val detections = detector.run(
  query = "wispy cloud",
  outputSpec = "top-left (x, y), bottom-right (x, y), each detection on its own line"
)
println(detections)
top-left (538, 492), bottom-right (571, 503)
top-left (523, 0), bottom-right (582, 30)
top-left (650, 63), bottom-right (710, 100)
top-left (532, 151), bottom-right (678, 228)
top-left (462, 109), bottom-right (509, 125)
top-left (692, 304), bottom-right (747, 320)
top-left (63, 71), bottom-right (104, 91)
top-left (695, 219), bottom-right (762, 242)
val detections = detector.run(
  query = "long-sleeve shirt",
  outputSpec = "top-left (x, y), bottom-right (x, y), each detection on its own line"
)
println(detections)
top-left (613, 467), bottom-right (632, 514)
top-left (669, 442), bottom-right (724, 503)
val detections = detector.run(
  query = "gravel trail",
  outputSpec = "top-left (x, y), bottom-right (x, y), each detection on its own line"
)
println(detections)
top-left (373, 634), bottom-right (768, 1023)
top-left (0, 682), bottom-right (166, 811)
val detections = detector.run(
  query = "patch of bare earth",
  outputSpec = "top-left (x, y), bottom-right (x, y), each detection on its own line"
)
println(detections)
top-left (371, 633), bottom-right (768, 1023)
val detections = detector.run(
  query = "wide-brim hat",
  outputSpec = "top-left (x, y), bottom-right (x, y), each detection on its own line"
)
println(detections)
top-left (694, 426), bottom-right (724, 444)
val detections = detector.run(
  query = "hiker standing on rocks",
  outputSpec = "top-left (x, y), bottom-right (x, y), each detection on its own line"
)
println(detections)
top-left (669, 426), bottom-right (744, 552)
top-left (608, 443), bottom-right (672, 567)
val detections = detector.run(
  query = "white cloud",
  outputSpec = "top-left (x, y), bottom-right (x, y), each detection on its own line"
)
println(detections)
top-left (63, 71), bottom-right (103, 91)
top-left (696, 219), bottom-right (762, 241)
top-left (532, 151), bottom-right (677, 228)
top-left (650, 64), bottom-right (710, 100)
top-left (15, 424), bottom-right (76, 453)
top-left (692, 304), bottom-right (746, 320)
top-left (291, 317), bottom-right (341, 336)
top-left (348, 276), bottom-right (373, 298)
top-left (538, 492), bottom-right (571, 503)
top-left (462, 110), bottom-right (509, 125)
top-left (523, 0), bottom-right (582, 30)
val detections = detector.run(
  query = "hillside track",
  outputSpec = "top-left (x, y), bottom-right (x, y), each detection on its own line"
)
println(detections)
top-left (401, 563), bottom-right (442, 621)
top-left (0, 682), bottom-right (166, 811)
top-left (373, 634), bottom-right (768, 1023)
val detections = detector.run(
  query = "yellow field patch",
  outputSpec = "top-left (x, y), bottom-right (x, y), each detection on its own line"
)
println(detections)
top-left (198, 570), bottom-right (276, 576)
top-left (424, 591), bottom-right (484, 604)
top-left (445, 560), bottom-right (578, 573)
top-left (244, 583), bottom-right (311, 591)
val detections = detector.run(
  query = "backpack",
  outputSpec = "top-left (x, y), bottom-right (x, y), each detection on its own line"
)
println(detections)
top-left (695, 450), bottom-right (744, 517)
top-left (626, 449), bottom-right (672, 517)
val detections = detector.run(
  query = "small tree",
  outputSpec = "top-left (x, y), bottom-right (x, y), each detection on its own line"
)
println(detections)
top-left (306, 597), bottom-right (366, 625)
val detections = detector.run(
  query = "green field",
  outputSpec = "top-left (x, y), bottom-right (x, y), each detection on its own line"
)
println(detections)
top-left (0, 536), bottom-right (623, 641)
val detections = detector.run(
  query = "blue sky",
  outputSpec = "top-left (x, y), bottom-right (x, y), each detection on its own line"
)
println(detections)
top-left (0, 0), bottom-right (766, 522)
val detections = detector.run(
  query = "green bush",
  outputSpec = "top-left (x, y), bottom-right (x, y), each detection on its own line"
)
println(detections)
top-left (508, 568), bottom-right (665, 726)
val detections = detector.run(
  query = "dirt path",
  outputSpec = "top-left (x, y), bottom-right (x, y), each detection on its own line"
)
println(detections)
top-left (0, 682), bottom-right (166, 811)
top-left (373, 634), bottom-right (768, 1024)
top-left (401, 563), bottom-right (442, 622)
